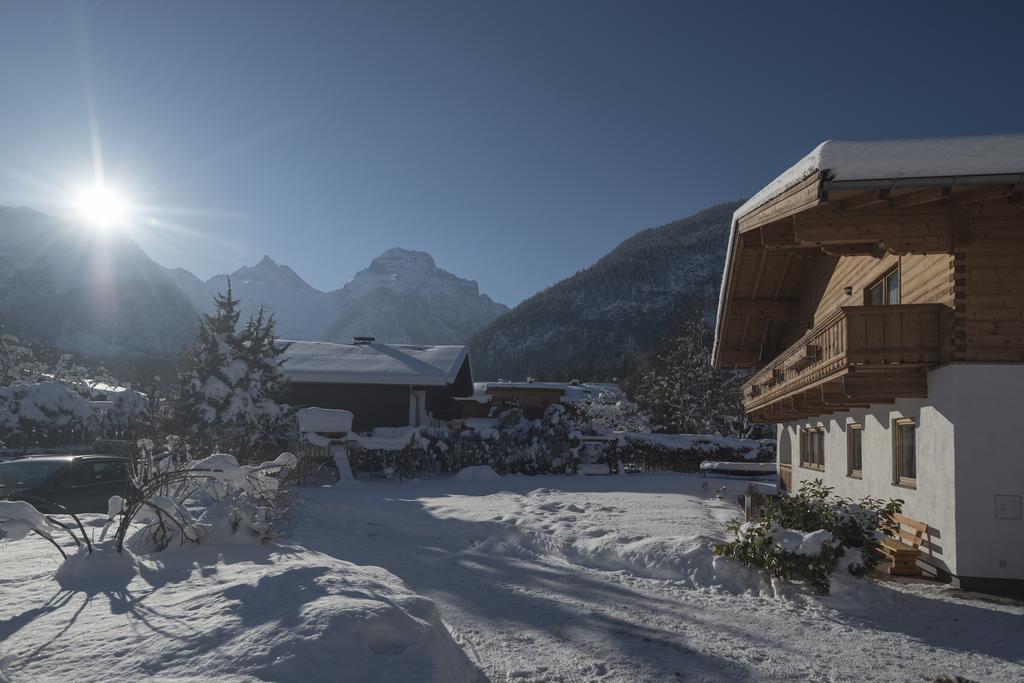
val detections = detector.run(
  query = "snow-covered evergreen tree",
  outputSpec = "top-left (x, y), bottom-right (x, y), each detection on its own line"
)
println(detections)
top-left (0, 334), bottom-right (38, 387)
top-left (630, 317), bottom-right (759, 437)
top-left (169, 281), bottom-right (292, 459)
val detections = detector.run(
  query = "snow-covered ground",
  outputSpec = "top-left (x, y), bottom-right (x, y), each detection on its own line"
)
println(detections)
top-left (0, 521), bottom-right (483, 682)
top-left (293, 474), bottom-right (1024, 682)
top-left (3, 473), bottom-right (1023, 682)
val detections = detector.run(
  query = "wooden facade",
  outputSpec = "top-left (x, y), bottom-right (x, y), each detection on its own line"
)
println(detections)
top-left (283, 355), bottom-right (474, 432)
top-left (714, 172), bottom-right (1024, 422)
top-left (485, 385), bottom-right (566, 419)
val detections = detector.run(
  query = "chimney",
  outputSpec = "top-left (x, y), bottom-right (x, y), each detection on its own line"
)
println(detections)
top-left (352, 336), bottom-right (376, 345)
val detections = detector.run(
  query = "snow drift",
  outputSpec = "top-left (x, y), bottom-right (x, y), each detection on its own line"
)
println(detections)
top-left (1, 538), bottom-right (484, 683)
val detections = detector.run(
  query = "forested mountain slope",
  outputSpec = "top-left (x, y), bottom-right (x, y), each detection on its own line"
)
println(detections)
top-left (469, 201), bottom-right (742, 381)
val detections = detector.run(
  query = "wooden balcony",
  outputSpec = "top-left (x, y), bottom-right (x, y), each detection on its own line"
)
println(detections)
top-left (743, 304), bottom-right (945, 422)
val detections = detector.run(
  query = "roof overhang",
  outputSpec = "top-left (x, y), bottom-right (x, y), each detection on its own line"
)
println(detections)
top-left (712, 135), bottom-right (1024, 369)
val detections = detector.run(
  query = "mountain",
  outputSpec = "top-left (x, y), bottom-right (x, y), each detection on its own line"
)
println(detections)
top-left (323, 248), bottom-right (509, 345)
top-left (0, 207), bottom-right (508, 359)
top-left (169, 255), bottom-right (343, 341)
top-left (175, 247), bottom-right (507, 345)
top-left (0, 206), bottom-right (198, 358)
top-left (468, 201), bottom-right (743, 381)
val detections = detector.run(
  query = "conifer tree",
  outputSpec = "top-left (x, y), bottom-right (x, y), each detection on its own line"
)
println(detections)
top-left (631, 316), bottom-right (759, 437)
top-left (170, 281), bottom-right (291, 459)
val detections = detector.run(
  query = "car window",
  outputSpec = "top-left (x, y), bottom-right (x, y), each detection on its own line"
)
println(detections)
top-left (68, 460), bottom-right (129, 486)
top-left (92, 461), bottom-right (129, 483)
top-left (0, 460), bottom-right (67, 491)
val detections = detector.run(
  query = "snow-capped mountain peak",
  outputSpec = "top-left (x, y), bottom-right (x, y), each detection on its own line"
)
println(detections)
top-left (323, 248), bottom-right (508, 344)
top-left (226, 255), bottom-right (313, 291)
top-left (168, 246), bottom-right (507, 346)
top-left (0, 204), bottom-right (509, 356)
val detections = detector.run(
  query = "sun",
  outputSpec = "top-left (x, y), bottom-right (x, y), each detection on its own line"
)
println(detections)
top-left (74, 184), bottom-right (130, 229)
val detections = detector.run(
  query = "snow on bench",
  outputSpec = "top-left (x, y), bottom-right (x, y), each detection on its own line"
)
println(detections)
top-left (297, 407), bottom-right (354, 435)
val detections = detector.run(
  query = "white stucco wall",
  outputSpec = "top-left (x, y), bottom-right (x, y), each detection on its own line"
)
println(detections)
top-left (780, 383), bottom-right (958, 575)
top-left (778, 364), bottom-right (1024, 582)
top-left (947, 364), bottom-right (1024, 581)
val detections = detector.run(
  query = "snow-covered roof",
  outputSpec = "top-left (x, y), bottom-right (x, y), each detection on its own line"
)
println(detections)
top-left (734, 134), bottom-right (1024, 223)
top-left (278, 340), bottom-right (469, 387)
top-left (715, 134), bottom-right (1024, 361)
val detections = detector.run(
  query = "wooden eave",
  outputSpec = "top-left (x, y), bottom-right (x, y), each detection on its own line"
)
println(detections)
top-left (713, 170), bottom-right (1024, 371)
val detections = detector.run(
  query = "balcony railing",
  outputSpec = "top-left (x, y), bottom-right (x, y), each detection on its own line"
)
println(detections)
top-left (743, 304), bottom-right (944, 415)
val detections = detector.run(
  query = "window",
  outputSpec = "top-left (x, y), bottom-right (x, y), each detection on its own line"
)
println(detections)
top-left (893, 418), bottom-right (917, 487)
top-left (866, 268), bottom-right (900, 306)
top-left (800, 427), bottom-right (825, 470)
top-left (91, 461), bottom-right (129, 483)
top-left (847, 424), bottom-right (863, 478)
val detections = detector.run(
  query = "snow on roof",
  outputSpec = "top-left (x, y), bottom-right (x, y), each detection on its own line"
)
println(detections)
top-left (454, 382), bottom-right (492, 404)
top-left (278, 340), bottom-right (468, 387)
top-left (715, 134), bottom-right (1024, 360)
top-left (734, 134), bottom-right (1024, 223)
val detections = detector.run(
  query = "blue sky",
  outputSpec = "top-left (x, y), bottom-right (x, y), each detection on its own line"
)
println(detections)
top-left (2, 1), bottom-right (1023, 306)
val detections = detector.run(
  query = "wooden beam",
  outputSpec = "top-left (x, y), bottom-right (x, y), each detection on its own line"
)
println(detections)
top-left (759, 220), bottom-right (800, 248)
top-left (951, 183), bottom-right (1024, 206)
top-left (821, 243), bottom-right (886, 257)
top-left (839, 189), bottom-right (890, 211)
top-left (794, 213), bottom-right (953, 243)
top-left (737, 172), bottom-right (823, 233)
top-left (888, 186), bottom-right (951, 209)
top-left (730, 299), bottom-right (801, 316)
top-left (750, 250), bottom-right (768, 299)
top-left (772, 252), bottom-right (793, 299)
top-left (717, 348), bottom-right (761, 367)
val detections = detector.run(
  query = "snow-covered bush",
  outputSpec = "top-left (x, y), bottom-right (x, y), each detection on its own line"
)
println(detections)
top-left (580, 397), bottom-right (653, 433)
top-left (0, 499), bottom-right (94, 559)
top-left (0, 381), bottom-right (96, 439)
top-left (0, 334), bottom-right (37, 387)
top-left (714, 480), bottom-right (903, 593)
top-left (0, 380), bottom-right (151, 448)
top-left (105, 440), bottom-right (298, 553)
top-left (452, 401), bottom-right (599, 475)
top-left (344, 401), bottom-right (607, 478)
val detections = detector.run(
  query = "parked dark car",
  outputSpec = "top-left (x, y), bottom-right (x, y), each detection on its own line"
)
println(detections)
top-left (0, 454), bottom-right (134, 514)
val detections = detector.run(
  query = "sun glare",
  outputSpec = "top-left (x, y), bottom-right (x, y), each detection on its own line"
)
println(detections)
top-left (74, 184), bottom-right (130, 229)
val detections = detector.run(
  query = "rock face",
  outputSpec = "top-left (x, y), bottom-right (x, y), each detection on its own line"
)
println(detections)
top-left (176, 248), bottom-right (508, 346)
top-left (323, 248), bottom-right (509, 345)
top-left (468, 201), bottom-right (744, 382)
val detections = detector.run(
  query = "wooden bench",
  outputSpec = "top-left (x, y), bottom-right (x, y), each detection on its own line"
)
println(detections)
top-left (878, 513), bottom-right (927, 577)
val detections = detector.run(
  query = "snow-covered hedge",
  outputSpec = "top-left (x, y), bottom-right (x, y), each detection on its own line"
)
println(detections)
top-left (714, 480), bottom-right (903, 593)
top-left (313, 400), bottom-right (774, 481)
top-left (0, 381), bottom-right (149, 448)
top-left (616, 432), bottom-right (775, 473)
top-left (342, 403), bottom-right (603, 478)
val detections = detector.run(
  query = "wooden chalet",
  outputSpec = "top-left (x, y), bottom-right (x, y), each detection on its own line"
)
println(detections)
top-left (713, 134), bottom-right (1024, 594)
